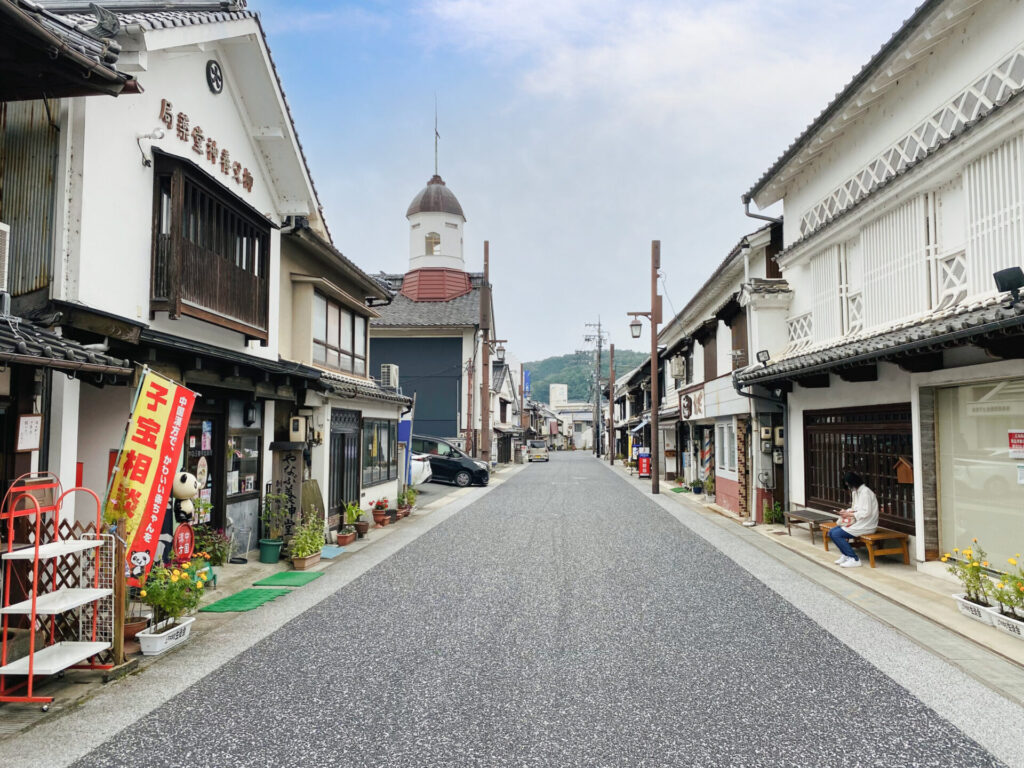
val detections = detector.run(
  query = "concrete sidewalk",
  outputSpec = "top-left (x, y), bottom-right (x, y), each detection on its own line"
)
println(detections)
top-left (0, 463), bottom-right (525, 741)
top-left (606, 459), bottom-right (1024, 707)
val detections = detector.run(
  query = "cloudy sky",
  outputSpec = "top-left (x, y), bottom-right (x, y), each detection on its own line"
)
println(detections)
top-left (259, 0), bottom-right (920, 360)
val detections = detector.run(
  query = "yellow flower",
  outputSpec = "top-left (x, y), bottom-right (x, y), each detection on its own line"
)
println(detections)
top-left (1010, 558), bottom-right (1018, 566)
top-left (982, 561), bottom-right (989, 567)
top-left (940, 556), bottom-right (948, 562)
top-left (953, 548), bottom-right (960, 553)
top-left (972, 537), bottom-right (978, 543)
top-left (199, 572), bottom-right (208, 581)
top-left (139, 590), bottom-right (147, 597)
top-left (182, 562), bottom-right (191, 570)
top-left (196, 581), bottom-right (204, 589)
top-left (170, 575), bottom-right (179, 583)
top-left (172, 569), bottom-right (180, 578)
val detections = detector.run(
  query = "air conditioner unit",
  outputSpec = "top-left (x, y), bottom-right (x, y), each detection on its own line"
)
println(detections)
top-left (380, 363), bottom-right (399, 389)
top-left (0, 222), bottom-right (10, 293)
top-left (669, 356), bottom-right (686, 379)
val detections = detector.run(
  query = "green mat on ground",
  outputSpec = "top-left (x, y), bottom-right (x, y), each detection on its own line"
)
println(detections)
top-left (253, 571), bottom-right (323, 587)
top-left (670, 487), bottom-right (687, 493)
top-left (199, 588), bottom-right (291, 612)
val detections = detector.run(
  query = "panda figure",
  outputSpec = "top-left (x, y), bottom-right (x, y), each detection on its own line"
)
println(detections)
top-left (128, 550), bottom-right (151, 580)
top-left (172, 471), bottom-right (201, 523)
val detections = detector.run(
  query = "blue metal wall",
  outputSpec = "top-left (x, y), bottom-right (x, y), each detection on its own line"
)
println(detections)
top-left (371, 336), bottom-right (462, 438)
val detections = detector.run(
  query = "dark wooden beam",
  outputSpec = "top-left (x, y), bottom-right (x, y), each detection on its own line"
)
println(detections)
top-left (796, 373), bottom-right (830, 389)
top-left (837, 364), bottom-right (877, 382)
top-left (897, 352), bottom-right (943, 372)
top-left (978, 336), bottom-right (1024, 360)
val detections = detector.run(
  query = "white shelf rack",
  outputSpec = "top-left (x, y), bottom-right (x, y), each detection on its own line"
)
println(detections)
top-left (0, 588), bottom-right (113, 616)
top-left (0, 642), bottom-right (110, 676)
top-left (2, 539), bottom-right (104, 561)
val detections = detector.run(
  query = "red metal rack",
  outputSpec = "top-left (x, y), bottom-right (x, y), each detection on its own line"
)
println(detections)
top-left (0, 473), bottom-right (113, 710)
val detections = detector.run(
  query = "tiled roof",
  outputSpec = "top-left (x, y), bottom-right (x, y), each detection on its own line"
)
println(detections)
top-left (0, 314), bottom-right (132, 376)
top-left (319, 369), bottom-right (411, 406)
top-left (370, 273), bottom-right (482, 328)
top-left (737, 296), bottom-right (1024, 384)
top-left (744, 0), bottom-right (942, 203)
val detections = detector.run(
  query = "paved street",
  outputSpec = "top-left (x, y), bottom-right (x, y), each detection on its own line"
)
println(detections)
top-left (42, 454), bottom-right (1021, 766)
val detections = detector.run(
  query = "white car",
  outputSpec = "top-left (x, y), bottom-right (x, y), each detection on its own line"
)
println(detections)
top-left (409, 452), bottom-right (433, 485)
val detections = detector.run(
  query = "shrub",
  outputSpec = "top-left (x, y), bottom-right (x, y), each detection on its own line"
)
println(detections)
top-left (139, 558), bottom-right (208, 627)
top-left (290, 516), bottom-right (325, 559)
top-left (941, 539), bottom-right (992, 606)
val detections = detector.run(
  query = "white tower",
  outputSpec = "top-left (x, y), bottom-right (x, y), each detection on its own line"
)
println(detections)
top-left (406, 175), bottom-right (466, 272)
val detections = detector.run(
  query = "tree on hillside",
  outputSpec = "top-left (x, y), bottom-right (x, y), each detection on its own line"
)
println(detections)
top-left (522, 350), bottom-right (648, 404)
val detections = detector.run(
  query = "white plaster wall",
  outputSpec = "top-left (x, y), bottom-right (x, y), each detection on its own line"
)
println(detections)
top-left (703, 375), bottom-right (747, 419)
top-left (781, 0), bottom-right (1024, 245)
top-left (408, 210), bottom-right (464, 271)
top-left (73, 45), bottom-right (284, 359)
top-left (786, 363), bottom-right (912, 506)
top-left (715, 321), bottom-right (731, 375)
top-left (48, 375), bottom-right (80, 523)
top-left (75, 383), bottom-right (134, 525)
top-left (549, 384), bottom-right (569, 409)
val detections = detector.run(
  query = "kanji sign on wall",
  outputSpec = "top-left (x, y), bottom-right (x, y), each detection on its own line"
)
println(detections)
top-left (105, 369), bottom-right (197, 586)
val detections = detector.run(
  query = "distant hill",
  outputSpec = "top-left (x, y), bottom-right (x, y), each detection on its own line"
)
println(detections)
top-left (523, 350), bottom-right (648, 404)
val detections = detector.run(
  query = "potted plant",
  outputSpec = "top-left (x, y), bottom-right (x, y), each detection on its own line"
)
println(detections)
top-left (703, 476), bottom-right (715, 502)
top-left (690, 479), bottom-right (703, 494)
top-left (338, 503), bottom-right (361, 546)
top-left (193, 524), bottom-right (231, 567)
top-left (985, 553), bottom-right (1024, 639)
top-left (136, 557), bottom-right (209, 655)
top-left (259, 492), bottom-right (290, 564)
top-left (371, 498), bottom-right (389, 527)
top-left (123, 587), bottom-right (149, 643)
top-left (941, 539), bottom-right (995, 625)
top-left (290, 514), bottom-right (325, 570)
top-left (347, 501), bottom-right (370, 538)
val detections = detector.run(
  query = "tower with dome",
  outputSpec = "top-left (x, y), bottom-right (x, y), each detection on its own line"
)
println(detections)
top-left (370, 173), bottom-right (503, 456)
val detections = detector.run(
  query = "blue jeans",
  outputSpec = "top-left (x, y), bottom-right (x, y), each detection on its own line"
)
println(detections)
top-left (829, 525), bottom-right (859, 560)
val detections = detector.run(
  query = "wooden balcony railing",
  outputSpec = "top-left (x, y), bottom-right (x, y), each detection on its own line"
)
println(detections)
top-left (151, 233), bottom-right (269, 342)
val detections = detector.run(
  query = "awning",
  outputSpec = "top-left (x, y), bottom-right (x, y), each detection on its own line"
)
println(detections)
top-left (630, 418), bottom-right (649, 434)
top-left (0, 315), bottom-right (132, 378)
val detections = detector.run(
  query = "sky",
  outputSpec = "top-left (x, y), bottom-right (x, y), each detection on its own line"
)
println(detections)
top-left (257, 0), bottom-right (921, 360)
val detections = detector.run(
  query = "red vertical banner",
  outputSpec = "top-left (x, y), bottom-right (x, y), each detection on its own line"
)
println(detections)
top-left (104, 370), bottom-right (197, 586)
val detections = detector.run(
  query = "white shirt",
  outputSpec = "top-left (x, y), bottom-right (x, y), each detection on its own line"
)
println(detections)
top-left (842, 485), bottom-right (879, 536)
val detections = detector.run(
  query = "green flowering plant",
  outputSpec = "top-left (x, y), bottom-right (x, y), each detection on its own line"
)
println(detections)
top-left (290, 515), bottom-right (325, 559)
top-left (193, 524), bottom-right (231, 566)
top-left (940, 538), bottom-right (991, 606)
top-left (139, 558), bottom-right (208, 628)
top-left (987, 552), bottom-right (1024, 620)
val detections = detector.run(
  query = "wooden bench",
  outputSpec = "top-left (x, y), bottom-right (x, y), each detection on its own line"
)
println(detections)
top-left (819, 521), bottom-right (910, 568)
top-left (782, 508), bottom-right (834, 545)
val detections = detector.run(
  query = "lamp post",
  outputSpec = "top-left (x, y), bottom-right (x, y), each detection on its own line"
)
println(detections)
top-left (481, 334), bottom-right (507, 465)
top-left (627, 240), bottom-right (662, 494)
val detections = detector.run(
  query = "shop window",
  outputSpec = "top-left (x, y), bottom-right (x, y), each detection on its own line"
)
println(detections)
top-left (716, 422), bottom-right (736, 472)
top-left (936, 383), bottom-right (1024, 567)
top-left (362, 418), bottom-right (398, 486)
top-left (313, 291), bottom-right (368, 375)
top-left (804, 404), bottom-right (914, 533)
top-left (425, 232), bottom-right (441, 255)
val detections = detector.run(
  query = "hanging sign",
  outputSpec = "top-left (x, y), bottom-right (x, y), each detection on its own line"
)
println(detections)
top-left (105, 370), bottom-right (197, 586)
top-left (1009, 429), bottom-right (1024, 460)
top-left (172, 522), bottom-right (195, 561)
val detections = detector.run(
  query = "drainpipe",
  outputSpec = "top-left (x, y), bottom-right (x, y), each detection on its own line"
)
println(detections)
top-left (742, 195), bottom-right (782, 224)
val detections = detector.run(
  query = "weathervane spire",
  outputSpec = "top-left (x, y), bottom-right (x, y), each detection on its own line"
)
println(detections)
top-left (434, 93), bottom-right (439, 177)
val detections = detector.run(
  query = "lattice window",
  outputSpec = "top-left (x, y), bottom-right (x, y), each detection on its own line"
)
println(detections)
top-left (800, 45), bottom-right (1024, 237)
top-left (933, 251), bottom-right (968, 309)
top-left (847, 292), bottom-right (864, 333)
top-left (810, 246), bottom-right (841, 343)
top-left (786, 312), bottom-right (813, 353)
top-left (861, 194), bottom-right (928, 329)
top-left (964, 132), bottom-right (1024, 296)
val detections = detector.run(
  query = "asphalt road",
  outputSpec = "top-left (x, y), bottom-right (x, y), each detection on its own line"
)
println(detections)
top-left (72, 453), bottom-right (1006, 767)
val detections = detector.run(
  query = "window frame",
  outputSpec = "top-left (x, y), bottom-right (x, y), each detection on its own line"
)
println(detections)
top-left (312, 290), bottom-right (368, 375)
top-left (362, 418), bottom-right (398, 486)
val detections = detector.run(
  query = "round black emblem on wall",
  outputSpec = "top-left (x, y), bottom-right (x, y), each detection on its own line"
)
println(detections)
top-left (206, 60), bottom-right (224, 94)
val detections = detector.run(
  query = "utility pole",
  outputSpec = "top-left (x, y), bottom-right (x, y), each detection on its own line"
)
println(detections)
top-left (608, 344), bottom-right (615, 466)
top-left (627, 240), bottom-right (662, 494)
top-left (584, 319), bottom-right (607, 457)
top-left (480, 241), bottom-right (491, 466)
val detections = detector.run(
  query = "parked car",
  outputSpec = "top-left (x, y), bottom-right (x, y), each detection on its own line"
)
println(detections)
top-left (527, 439), bottom-right (549, 462)
top-left (411, 435), bottom-right (489, 487)
top-left (409, 452), bottom-right (433, 486)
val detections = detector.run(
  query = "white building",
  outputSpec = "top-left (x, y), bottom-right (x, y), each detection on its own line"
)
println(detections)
top-left (737, 0), bottom-right (1024, 567)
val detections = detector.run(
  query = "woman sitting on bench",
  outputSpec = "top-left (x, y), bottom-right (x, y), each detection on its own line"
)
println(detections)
top-left (829, 471), bottom-right (879, 569)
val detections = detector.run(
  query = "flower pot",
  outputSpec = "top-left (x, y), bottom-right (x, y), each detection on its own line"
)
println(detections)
top-left (123, 615), bottom-right (150, 642)
top-left (371, 510), bottom-right (387, 525)
top-left (292, 551), bottom-right (321, 570)
top-left (259, 538), bottom-right (284, 564)
top-left (987, 606), bottom-right (1024, 640)
top-left (952, 593), bottom-right (995, 625)
top-left (353, 521), bottom-right (369, 538)
top-left (137, 616), bottom-right (195, 656)
top-left (378, 515), bottom-right (390, 527)
top-left (337, 531), bottom-right (357, 546)
top-left (398, 505), bottom-right (411, 518)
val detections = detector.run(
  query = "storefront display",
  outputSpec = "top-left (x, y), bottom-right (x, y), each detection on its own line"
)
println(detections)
top-left (937, 381), bottom-right (1024, 567)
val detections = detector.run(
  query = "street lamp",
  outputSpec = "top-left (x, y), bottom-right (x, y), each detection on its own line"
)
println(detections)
top-left (627, 240), bottom-right (662, 495)
top-left (495, 344), bottom-right (506, 362)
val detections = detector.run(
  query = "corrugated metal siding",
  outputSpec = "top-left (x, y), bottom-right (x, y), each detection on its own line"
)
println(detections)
top-left (0, 99), bottom-right (58, 296)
